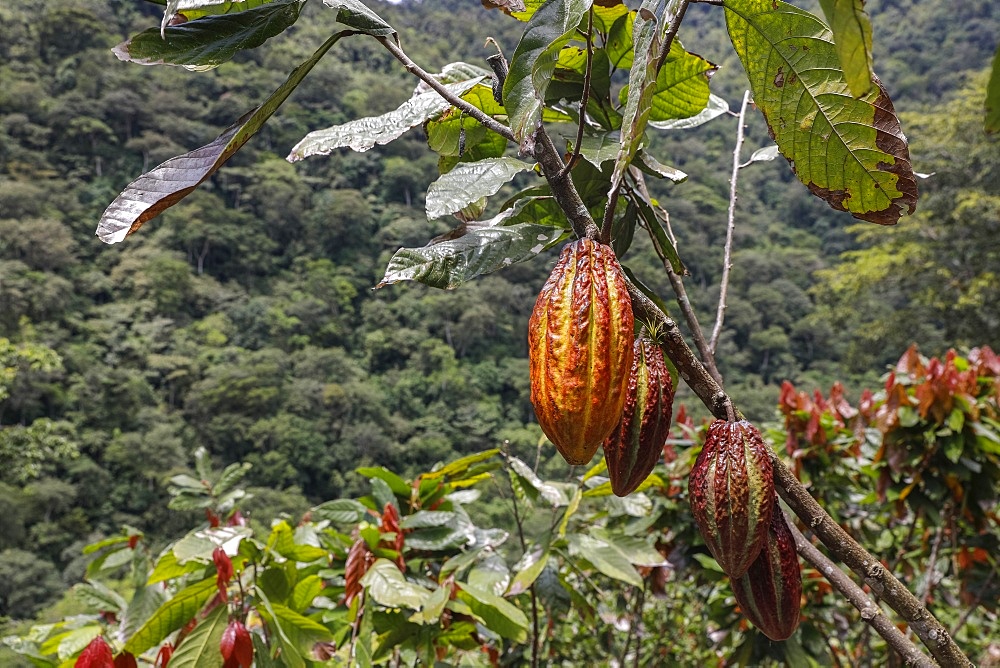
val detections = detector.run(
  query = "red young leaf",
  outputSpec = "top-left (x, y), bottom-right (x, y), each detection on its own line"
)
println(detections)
top-left (342, 538), bottom-right (374, 606)
top-left (220, 620), bottom-right (253, 668)
top-left (113, 652), bottom-right (138, 668)
top-left (154, 643), bottom-right (174, 668)
top-left (213, 547), bottom-right (233, 602)
top-left (76, 637), bottom-right (114, 668)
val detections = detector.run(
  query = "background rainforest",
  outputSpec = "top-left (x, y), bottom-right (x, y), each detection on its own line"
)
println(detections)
top-left (0, 0), bottom-right (998, 664)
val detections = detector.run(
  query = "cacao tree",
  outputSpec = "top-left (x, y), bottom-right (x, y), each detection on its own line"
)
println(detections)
top-left (5, 0), bottom-right (997, 664)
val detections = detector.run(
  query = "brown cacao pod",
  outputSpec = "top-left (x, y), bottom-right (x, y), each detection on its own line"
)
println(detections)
top-left (688, 419), bottom-right (774, 578)
top-left (731, 501), bottom-right (802, 641)
top-left (529, 238), bottom-right (634, 465)
top-left (603, 336), bottom-right (674, 496)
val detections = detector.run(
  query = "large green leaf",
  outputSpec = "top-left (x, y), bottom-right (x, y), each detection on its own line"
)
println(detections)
top-left (567, 534), bottom-right (642, 586)
top-left (361, 559), bottom-right (433, 610)
top-left (160, 0), bottom-right (277, 32)
top-left (817, 0), bottom-right (874, 98)
top-left (96, 30), bottom-right (351, 244)
top-left (114, 0), bottom-right (302, 69)
top-left (456, 582), bottom-right (529, 642)
top-left (310, 499), bottom-right (371, 524)
top-left (987, 45), bottom-right (1000, 134)
top-left (619, 40), bottom-right (717, 122)
top-left (724, 0), bottom-right (917, 225)
top-left (502, 0), bottom-right (593, 147)
top-left (376, 204), bottom-right (566, 290)
top-left (425, 157), bottom-right (534, 220)
top-left (123, 577), bottom-right (216, 656)
top-left (288, 79), bottom-right (482, 158)
top-left (649, 92), bottom-right (728, 130)
top-left (167, 605), bottom-right (227, 668)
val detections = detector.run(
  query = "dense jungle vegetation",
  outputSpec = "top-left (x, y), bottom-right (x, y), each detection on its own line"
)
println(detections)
top-left (0, 0), bottom-right (998, 664)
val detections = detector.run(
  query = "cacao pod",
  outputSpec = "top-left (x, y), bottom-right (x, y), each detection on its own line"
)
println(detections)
top-left (529, 238), bottom-right (634, 465)
top-left (603, 336), bottom-right (674, 496)
top-left (689, 419), bottom-right (774, 578)
top-left (731, 501), bottom-right (802, 641)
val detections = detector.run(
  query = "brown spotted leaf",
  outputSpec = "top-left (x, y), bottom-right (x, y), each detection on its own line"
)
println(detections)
top-left (96, 31), bottom-right (352, 244)
top-left (724, 0), bottom-right (917, 225)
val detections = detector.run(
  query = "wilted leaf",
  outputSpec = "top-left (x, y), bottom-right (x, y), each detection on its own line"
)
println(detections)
top-left (377, 203), bottom-right (566, 290)
top-left (746, 144), bottom-right (779, 164)
top-left (725, 0), bottom-right (917, 224)
top-left (611, 0), bottom-right (662, 195)
top-left (817, 0), bottom-right (874, 98)
top-left (289, 79), bottom-right (482, 158)
top-left (96, 30), bottom-right (352, 244)
top-left (322, 0), bottom-right (395, 35)
top-left (426, 157), bottom-right (534, 220)
top-left (115, 1), bottom-right (303, 69)
top-left (503, 0), bottom-right (594, 148)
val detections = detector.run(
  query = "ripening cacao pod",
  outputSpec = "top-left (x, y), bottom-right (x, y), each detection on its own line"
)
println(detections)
top-left (689, 419), bottom-right (774, 578)
top-left (603, 336), bottom-right (674, 496)
top-left (730, 501), bottom-right (802, 640)
top-left (529, 238), bottom-right (634, 465)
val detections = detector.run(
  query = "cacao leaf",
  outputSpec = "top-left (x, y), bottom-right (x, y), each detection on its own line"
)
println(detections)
top-left (649, 92), bottom-right (729, 130)
top-left (817, 0), bottom-right (874, 98)
top-left (321, 0), bottom-right (395, 35)
top-left (456, 582), bottom-right (529, 641)
top-left (508, 550), bottom-right (550, 596)
top-left (567, 534), bottom-right (642, 586)
top-left (724, 0), bottom-right (917, 224)
top-left (425, 157), bottom-right (534, 220)
top-left (361, 560), bottom-right (432, 611)
top-left (115, 1), bottom-right (303, 69)
top-left (96, 30), bottom-right (352, 243)
top-left (290, 78), bottom-right (483, 158)
top-left (123, 578), bottom-right (216, 656)
top-left (165, 605), bottom-right (227, 668)
top-left (311, 499), bottom-right (370, 524)
top-left (502, 0), bottom-right (594, 148)
top-left (617, 39), bottom-right (717, 123)
top-left (377, 207), bottom-right (566, 290)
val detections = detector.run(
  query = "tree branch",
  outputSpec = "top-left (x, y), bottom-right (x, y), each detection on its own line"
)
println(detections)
top-left (710, 90), bottom-right (750, 354)
top-left (630, 172), bottom-right (723, 384)
top-left (376, 36), bottom-right (516, 143)
top-left (787, 516), bottom-right (936, 668)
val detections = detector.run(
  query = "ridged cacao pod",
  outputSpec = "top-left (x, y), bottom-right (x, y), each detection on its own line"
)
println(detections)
top-left (731, 501), bottom-right (802, 640)
top-left (603, 336), bottom-right (674, 496)
top-left (689, 419), bottom-right (774, 578)
top-left (529, 238), bottom-right (634, 465)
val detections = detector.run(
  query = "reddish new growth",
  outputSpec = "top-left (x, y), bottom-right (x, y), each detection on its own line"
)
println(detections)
top-left (213, 547), bottom-right (234, 602)
top-left (221, 619), bottom-right (254, 668)
top-left (75, 637), bottom-right (113, 668)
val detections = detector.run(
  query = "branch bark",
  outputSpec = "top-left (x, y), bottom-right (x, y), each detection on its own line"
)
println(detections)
top-left (710, 90), bottom-right (750, 354)
top-left (786, 516), bottom-right (936, 668)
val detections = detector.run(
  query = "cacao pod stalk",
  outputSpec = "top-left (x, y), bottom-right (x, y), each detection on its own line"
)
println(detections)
top-left (731, 501), bottom-right (802, 641)
top-left (689, 419), bottom-right (774, 578)
top-left (603, 336), bottom-right (674, 496)
top-left (529, 238), bottom-right (634, 465)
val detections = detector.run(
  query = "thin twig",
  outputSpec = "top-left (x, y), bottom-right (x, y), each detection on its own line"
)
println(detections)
top-left (502, 457), bottom-right (541, 668)
top-left (788, 516), bottom-right (936, 668)
top-left (631, 583), bottom-right (646, 668)
top-left (376, 36), bottom-right (515, 143)
top-left (918, 509), bottom-right (948, 603)
top-left (710, 90), bottom-right (750, 354)
top-left (950, 561), bottom-right (997, 636)
top-left (690, 0), bottom-right (723, 5)
top-left (560, 8), bottom-right (595, 179)
top-left (630, 171), bottom-right (723, 384)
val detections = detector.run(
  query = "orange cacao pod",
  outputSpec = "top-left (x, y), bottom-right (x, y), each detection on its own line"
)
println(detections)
top-left (689, 419), bottom-right (774, 578)
top-left (731, 500), bottom-right (802, 640)
top-left (529, 238), bottom-right (634, 465)
top-left (603, 336), bottom-right (674, 496)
